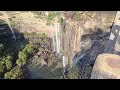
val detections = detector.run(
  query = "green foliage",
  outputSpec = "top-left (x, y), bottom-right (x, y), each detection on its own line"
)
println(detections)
top-left (57, 17), bottom-right (66, 25)
top-left (47, 11), bottom-right (60, 21)
top-left (0, 60), bottom-right (6, 75)
top-left (5, 55), bottom-right (13, 70)
top-left (0, 47), bottom-right (13, 77)
top-left (0, 55), bottom-right (13, 77)
top-left (16, 59), bottom-right (22, 67)
top-left (25, 44), bottom-right (34, 54)
top-left (34, 33), bottom-right (47, 38)
top-left (16, 43), bottom-right (37, 66)
top-left (4, 66), bottom-right (24, 79)
top-left (18, 51), bottom-right (27, 61)
top-left (75, 12), bottom-right (84, 21)
top-left (4, 71), bottom-right (11, 79)
top-left (68, 67), bottom-right (79, 79)
top-left (17, 51), bottom-right (27, 66)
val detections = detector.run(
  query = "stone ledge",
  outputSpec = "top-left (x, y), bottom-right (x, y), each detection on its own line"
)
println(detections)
top-left (91, 53), bottom-right (120, 79)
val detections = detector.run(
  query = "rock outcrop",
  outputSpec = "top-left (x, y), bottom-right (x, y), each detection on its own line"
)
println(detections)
top-left (91, 53), bottom-right (120, 79)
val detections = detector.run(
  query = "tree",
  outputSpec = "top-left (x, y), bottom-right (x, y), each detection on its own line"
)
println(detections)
top-left (5, 55), bottom-right (13, 70)
top-left (16, 59), bottom-right (23, 67)
top-left (68, 67), bottom-right (79, 79)
top-left (4, 66), bottom-right (24, 79)
top-left (4, 72), bottom-right (11, 79)
top-left (18, 51), bottom-right (27, 61)
top-left (0, 60), bottom-right (6, 77)
top-left (16, 43), bottom-right (37, 66)
top-left (24, 43), bottom-right (36, 55)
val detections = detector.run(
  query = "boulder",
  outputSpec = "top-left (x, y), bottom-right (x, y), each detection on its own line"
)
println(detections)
top-left (91, 53), bottom-right (120, 79)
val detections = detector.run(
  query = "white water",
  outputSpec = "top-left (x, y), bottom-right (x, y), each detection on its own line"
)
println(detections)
top-left (73, 52), bottom-right (87, 66)
top-left (1, 11), bottom-right (16, 40)
top-left (52, 33), bottom-right (56, 52)
top-left (51, 22), bottom-right (67, 72)
top-left (51, 22), bottom-right (61, 54)
top-left (51, 19), bottom-right (68, 73)
top-left (62, 56), bottom-right (68, 72)
top-left (55, 22), bottom-right (60, 54)
top-left (51, 24), bottom-right (56, 52)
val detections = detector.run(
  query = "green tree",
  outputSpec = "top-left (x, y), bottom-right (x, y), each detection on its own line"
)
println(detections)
top-left (4, 66), bottom-right (24, 79)
top-left (25, 44), bottom-right (34, 54)
top-left (17, 51), bottom-right (27, 66)
top-left (18, 51), bottom-right (27, 61)
top-left (5, 55), bottom-right (13, 70)
top-left (16, 43), bottom-right (36, 66)
top-left (16, 59), bottom-right (23, 67)
top-left (0, 60), bottom-right (6, 76)
top-left (4, 72), bottom-right (11, 79)
top-left (68, 67), bottom-right (79, 79)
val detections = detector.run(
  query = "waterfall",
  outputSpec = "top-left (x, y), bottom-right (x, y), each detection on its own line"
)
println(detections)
top-left (62, 56), bottom-right (66, 72)
top-left (51, 19), bottom-right (68, 73)
top-left (1, 11), bottom-right (16, 40)
top-left (55, 22), bottom-right (60, 54)
top-left (62, 56), bottom-right (68, 72)
top-left (52, 33), bottom-right (56, 52)
top-left (51, 22), bottom-right (61, 54)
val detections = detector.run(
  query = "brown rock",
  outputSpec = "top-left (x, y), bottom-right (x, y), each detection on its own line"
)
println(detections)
top-left (91, 53), bottom-right (120, 79)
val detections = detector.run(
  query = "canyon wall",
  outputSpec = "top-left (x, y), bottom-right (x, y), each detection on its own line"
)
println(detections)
top-left (6, 11), bottom-right (116, 67)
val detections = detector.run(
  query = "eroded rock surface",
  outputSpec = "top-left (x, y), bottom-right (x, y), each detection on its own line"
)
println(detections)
top-left (91, 53), bottom-right (120, 79)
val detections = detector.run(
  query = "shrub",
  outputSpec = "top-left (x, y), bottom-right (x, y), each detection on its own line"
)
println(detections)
top-left (57, 17), bottom-right (66, 25)
top-left (0, 60), bottom-right (6, 76)
top-left (5, 55), bottom-right (13, 70)
top-left (16, 43), bottom-right (38, 66)
top-left (4, 66), bottom-right (24, 79)
top-left (47, 11), bottom-right (60, 21)
top-left (68, 67), bottom-right (79, 79)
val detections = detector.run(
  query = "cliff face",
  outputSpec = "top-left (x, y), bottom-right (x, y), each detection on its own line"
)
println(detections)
top-left (62, 21), bottom-right (82, 65)
top-left (61, 11), bottom-right (116, 66)
top-left (4, 11), bottom-right (116, 67)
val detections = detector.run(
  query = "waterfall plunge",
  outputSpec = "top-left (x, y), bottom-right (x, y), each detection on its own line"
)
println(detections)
top-left (1, 11), bottom-right (16, 40)
top-left (51, 21), bottom-right (69, 73)
top-left (51, 22), bottom-right (61, 54)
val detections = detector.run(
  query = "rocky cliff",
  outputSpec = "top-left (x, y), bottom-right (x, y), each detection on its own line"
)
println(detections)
top-left (2, 11), bottom-right (117, 79)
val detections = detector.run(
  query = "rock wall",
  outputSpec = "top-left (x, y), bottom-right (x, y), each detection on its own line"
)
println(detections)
top-left (62, 21), bottom-right (82, 65)
top-left (91, 53), bottom-right (120, 79)
top-left (62, 11), bottom-right (116, 65)
top-left (5, 11), bottom-right (117, 67)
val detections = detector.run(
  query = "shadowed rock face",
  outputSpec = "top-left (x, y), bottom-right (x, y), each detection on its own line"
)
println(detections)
top-left (62, 21), bottom-right (82, 64)
top-left (0, 20), bottom-right (13, 42)
top-left (70, 11), bottom-right (117, 79)
top-left (0, 24), bottom-right (11, 36)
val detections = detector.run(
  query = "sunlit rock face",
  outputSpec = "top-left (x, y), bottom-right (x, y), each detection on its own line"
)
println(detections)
top-left (91, 53), bottom-right (120, 79)
top-left (0, 11), bottom-right (118, 79)
top-left (71, 11), bottom-right (117, 79)
top-left (62, 21), bottom-right (82, 65)
top-left (51, 11), bottom-right (116, 66)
